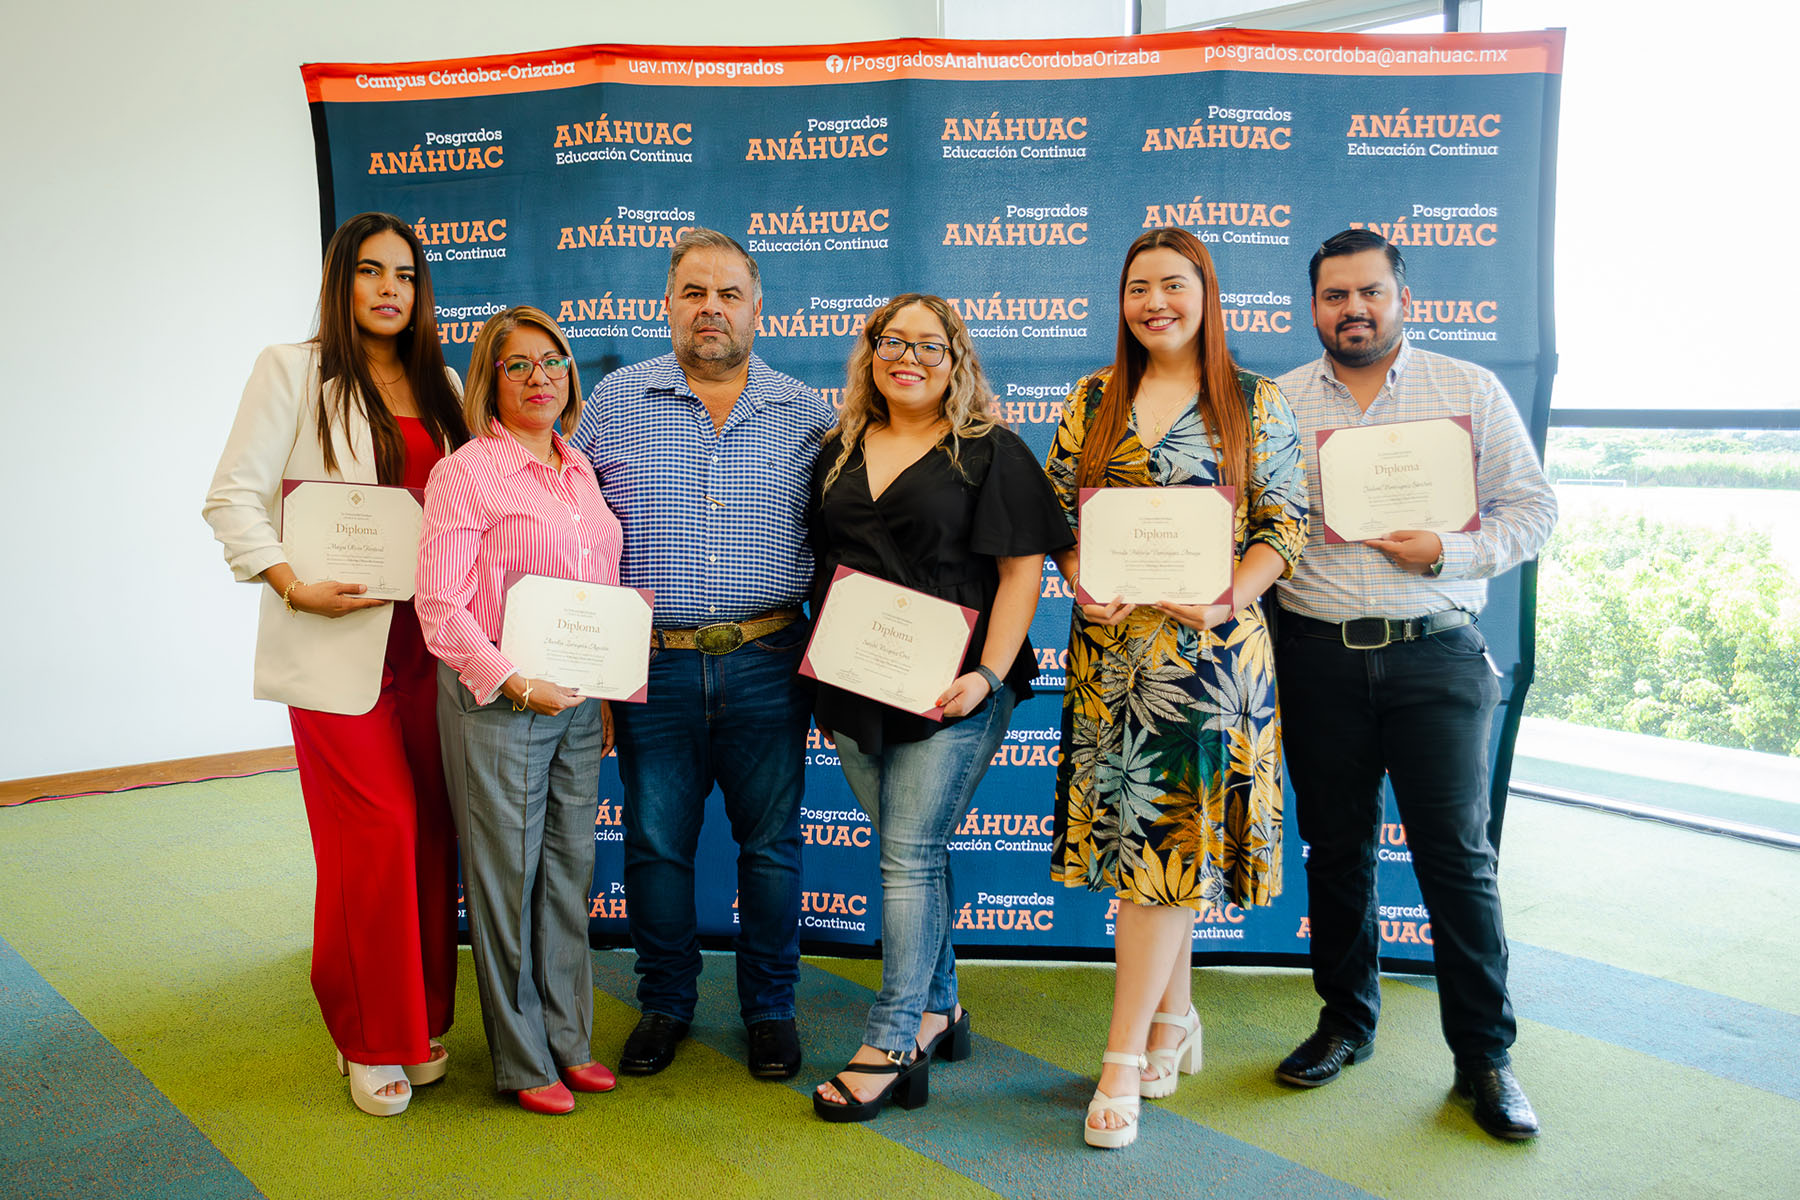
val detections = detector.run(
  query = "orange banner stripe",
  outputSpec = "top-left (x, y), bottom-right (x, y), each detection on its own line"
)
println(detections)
top-left (303, 29), bottom-right (1564, 103)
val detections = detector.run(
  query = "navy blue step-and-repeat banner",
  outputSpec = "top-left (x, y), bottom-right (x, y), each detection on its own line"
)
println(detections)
top-left (304, 27), bottom-right (1563, 969)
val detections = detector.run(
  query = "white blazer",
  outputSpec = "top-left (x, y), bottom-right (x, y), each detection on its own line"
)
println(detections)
top-left (202, 343), bottom-right (461, 715)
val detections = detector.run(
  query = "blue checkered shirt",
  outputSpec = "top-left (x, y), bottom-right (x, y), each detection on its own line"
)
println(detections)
top-left (1274, 339), bottom-right (1557, 621)
top-left (570, 352), bottom-right (835, 627)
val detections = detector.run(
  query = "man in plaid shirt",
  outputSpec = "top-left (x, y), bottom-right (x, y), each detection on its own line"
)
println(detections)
top-left (1270, 229), bottom-right (1556, 1141)
top-left (572, 229), bottom-right (834, 1084)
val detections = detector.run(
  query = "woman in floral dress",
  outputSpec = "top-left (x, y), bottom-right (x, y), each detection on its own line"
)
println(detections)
top-left (1044, 228), bottom-right (1308, 1149)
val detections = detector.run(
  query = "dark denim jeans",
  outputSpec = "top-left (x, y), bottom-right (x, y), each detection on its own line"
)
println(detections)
top-left (612, 624), bottom-right (811, 1025)
top-left (1275, 612), bottom-right (1514, 1071)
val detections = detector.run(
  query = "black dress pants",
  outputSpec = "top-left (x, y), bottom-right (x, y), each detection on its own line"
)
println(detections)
top-left (1275, 611), bottom-right (1515, 1070)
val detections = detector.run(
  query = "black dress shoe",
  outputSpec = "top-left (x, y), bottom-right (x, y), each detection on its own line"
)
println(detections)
top-left (1275, 1028), bottom-right (1375, 1087)
top-left (747, 1018), bottom-right (802, 1079)
top-left (1455, 1065), bottom-right (1541, 1140)
top-left (619, 1013), bottom-right (689, 1076)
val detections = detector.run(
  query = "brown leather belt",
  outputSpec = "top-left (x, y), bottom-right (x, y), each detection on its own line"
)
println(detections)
top-left (654, 608), bottom-right (801, 655)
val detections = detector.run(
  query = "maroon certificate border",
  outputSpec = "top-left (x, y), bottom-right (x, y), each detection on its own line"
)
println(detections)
top-left (1316, 415), bottom-right (1479, 544)
top-left (1075, 485), bottom-right (1236, 608)
top-left (500, 570), bottom-right (655, 703)
top-left (798, 564), bottom-right (977, 722)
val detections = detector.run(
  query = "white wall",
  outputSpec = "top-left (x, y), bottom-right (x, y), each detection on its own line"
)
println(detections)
top-left (0, 0), bottom-right (939, 778)
top-left (944, 0), bottom-right (1133, 36)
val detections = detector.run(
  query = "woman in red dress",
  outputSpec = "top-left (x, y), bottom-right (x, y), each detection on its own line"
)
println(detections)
top-left (203, 212), bottom-right (470, 1116)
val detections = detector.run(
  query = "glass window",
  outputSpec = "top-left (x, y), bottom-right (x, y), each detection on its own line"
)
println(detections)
top-left (1485, 1), bottom-right (1800, 412)
top-left (1478, 3), bottom-right (1800, 837)
top-left (1520, 427), bottom-right (1800, 836)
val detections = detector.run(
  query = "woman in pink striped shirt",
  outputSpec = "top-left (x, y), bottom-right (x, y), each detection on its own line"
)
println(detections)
top-left (416, 305), bottom-right (624, 1115)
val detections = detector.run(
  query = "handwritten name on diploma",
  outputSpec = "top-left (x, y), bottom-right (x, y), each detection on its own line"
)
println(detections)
top-left (281, 480), bottom-right (423, 600)
top-left (1316, 417), bottom-right (1478, 544)
top-left (499, 575), bottom-right (653, 702)
top-left (800, 568), bottom-right (975, 719)
top-left (1077, 486), bottom-right (1234, 606)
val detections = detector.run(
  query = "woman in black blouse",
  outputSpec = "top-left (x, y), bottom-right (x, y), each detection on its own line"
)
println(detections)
top-left (808, 294), bottom-right (1073, 1122)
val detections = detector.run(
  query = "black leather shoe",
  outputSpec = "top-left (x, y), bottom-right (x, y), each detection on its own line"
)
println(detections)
top-left (619, 1013), bottom-right (689, 1076)
top-left (747, 1018), bottom-right (802, 1079)
top-left (1455, 1065), bottom-right (1541, 1140)
top-left (1274, 1028), bottom-right (1375, 1087)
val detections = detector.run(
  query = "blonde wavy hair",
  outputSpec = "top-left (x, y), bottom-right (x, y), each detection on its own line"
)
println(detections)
top-left (820, 293), bottom-right (1001, 493)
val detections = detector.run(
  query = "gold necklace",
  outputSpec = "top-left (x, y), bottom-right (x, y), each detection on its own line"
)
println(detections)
top-left (1135, 392), bottom-right (1195, 446)
top-left (505, 428), bottom-right (558, 468)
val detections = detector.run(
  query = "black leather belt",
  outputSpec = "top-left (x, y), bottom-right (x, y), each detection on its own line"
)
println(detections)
top-left (1284, 607), bottom-right (1474, 650)
top-left (654, 608), bottom-right (801, 655)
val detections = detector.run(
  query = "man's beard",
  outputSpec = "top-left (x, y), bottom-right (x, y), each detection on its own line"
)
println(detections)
top-left (1320, 318), bottom-right (1401, 368)
top-left (675, 321), bottom-right (749, 370)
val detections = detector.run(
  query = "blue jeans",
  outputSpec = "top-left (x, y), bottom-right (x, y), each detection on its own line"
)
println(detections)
top-left (1274, 611), bottom-right (1513, 1072)
top-left (612, 625), bottom-right (811, 1025)
top-left (832, 686), bottom-right (1016, 1054)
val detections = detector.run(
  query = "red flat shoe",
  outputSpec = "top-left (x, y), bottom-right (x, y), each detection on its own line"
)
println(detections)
top-left (560, 1061), bottom-right (618, 1093)
top-left (517, 1081), bottom-right (575, 1114)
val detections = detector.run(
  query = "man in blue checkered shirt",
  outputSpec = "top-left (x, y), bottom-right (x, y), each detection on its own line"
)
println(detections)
top-left (1270, 229), bottom-right (1556, 1141)
top-left (571, 229), bottom-right (834, 1083)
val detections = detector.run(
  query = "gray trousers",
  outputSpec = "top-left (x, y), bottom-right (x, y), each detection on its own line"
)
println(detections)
top-left (438, 663), bottom-right (602, 1092)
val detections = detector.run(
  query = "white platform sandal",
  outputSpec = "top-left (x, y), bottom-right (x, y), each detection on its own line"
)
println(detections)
top-left (1140, 1007), bottom-right (1203, 1099)
top-left (403, 1039), bottom-right (449, 1086)
top-left (1084, 1051), bottom-right (1146, 1149)
top-left (336, 1051), bottom-right (412, 1116)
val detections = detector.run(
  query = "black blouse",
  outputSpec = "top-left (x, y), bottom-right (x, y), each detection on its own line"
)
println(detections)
top-left (807, 425), bottom-right (1075, 752)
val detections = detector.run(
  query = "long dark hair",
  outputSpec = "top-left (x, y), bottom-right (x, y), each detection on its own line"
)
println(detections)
top-left (313, 212), bottom-right (468, 482)
top-left (1076, 228), bottom-right (1249, 494)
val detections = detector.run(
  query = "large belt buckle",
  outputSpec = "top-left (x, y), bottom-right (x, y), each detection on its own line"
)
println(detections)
top-left (694, 621), bottom-right (746, 655)
top-left (1341, 617), bottom-right (1392, 650)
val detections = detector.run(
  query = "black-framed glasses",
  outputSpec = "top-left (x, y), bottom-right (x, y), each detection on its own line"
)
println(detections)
top-left (497, 354), bottom-right (573, 382)
top-left (873, 336), bottom-right (948, 367)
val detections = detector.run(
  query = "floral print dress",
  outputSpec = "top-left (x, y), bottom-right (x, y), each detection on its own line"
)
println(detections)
top-left (1047, 369), bottom-right (1309, 912)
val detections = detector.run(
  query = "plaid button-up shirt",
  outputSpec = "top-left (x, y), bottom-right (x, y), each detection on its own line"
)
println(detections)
top-left (570, 352), bottom-right (834, 628)
top-left (1274, 339), bottom-right (1557, 621)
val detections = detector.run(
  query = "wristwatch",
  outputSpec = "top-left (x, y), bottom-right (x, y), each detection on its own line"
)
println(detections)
top-left (1426, 551), bottom-right (1446, 578)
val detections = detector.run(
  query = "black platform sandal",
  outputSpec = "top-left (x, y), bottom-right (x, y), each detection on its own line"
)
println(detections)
top-left (917, 1006), bottom-right (972, 1063)
top-left (812, 1049), bottom-right (930, 1123)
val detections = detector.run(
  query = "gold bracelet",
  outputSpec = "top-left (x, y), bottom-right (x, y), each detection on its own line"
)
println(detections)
top-left (512, 682), bottom-right (533, 713)
top-left (282, 579), bottom-right (305, 615)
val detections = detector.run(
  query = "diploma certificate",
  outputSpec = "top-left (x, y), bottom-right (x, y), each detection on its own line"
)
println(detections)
top-left (1076, 487), bottom-right (1235, 607)
top-left (498, 574), bottom-right (654, 702)
top-left (799, 567), bottom-right (976, 721)
top-left (1316, 416), bottom-right (1480, 544)
top-left (280, 480), bottom-right (423, 600)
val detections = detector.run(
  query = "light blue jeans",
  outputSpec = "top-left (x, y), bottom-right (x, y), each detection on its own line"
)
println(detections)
top-left (831, 686), bottom-right (1016, 1054)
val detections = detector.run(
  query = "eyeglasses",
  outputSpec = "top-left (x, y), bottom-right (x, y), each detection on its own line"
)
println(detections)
top-left (873, 336), bottom-right (948, 367)
top-left (497, 354), bottom-right (573, 382)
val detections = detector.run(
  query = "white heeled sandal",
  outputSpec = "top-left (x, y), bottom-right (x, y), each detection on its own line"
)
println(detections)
top-left (336, 1051), bottom-right (411, 1116)
top-left (1140, 1007), bottom-right (1203, 1099)
top-left (403, 1039), bottom-right (449, 1086)
top-left (1084, 1051), bottom-right (1146, 1149)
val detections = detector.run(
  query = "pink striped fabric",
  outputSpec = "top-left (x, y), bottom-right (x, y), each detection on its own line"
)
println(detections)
top-left (417, 422), bottom-right (624, 702)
